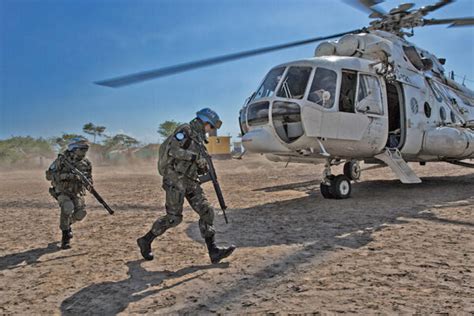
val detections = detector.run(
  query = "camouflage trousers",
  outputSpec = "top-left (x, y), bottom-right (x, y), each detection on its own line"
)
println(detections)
top-left (151, 176), bottom-right (216, 239)
top-left (57, 194), bottom-right (87, 231)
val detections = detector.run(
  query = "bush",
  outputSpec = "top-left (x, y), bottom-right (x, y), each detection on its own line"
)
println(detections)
top-left (0, 136), bottom-right (55, 166)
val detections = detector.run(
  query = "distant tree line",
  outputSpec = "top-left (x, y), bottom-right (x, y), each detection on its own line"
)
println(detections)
top-left (0, 120), bottom-right (183, 166)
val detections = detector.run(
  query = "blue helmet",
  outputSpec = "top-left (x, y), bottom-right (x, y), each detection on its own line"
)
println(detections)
top-left (67, 137), bottom-right (89, 151)
top-left (196, 108), bottom-right (222, 129)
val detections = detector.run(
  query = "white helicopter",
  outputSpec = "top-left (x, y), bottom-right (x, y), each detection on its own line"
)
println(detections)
top-left (96, 0), bottom-right (474, 199)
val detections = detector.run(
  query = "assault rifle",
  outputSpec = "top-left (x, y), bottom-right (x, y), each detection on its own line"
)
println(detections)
top-left (61, 155), bottom-right (115, 215)
top-left (197, 146), bottom-right (229, 224)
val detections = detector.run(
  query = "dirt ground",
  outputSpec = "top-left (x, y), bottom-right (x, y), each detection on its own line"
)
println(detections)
top-left (0, 155), bottom-right (473, 315)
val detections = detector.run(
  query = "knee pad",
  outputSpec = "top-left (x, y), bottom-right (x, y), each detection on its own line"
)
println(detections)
top-left (61, 200), bottom-right (75, 216)
top-left (73, 209), bottom-right (87, 221)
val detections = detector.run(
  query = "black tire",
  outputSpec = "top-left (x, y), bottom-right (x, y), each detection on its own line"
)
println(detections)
top-left (331, 175), bottom-right (352, 199)
top-left (320, 182), bottom-right (334, 199)
top-left (343, 160), bottom-right (361, 181)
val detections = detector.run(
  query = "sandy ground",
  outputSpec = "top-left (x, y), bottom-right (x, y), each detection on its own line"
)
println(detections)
top-left (0, 155), bottom-right (473, 315)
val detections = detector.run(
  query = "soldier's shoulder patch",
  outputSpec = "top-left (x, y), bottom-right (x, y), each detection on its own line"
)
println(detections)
top-left (175, 132), bottom-right (186, 141)
top-left (49, 161), bottom-right (57, 171)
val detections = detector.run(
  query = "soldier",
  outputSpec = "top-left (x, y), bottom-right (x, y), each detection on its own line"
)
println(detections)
top-left (46, 137), bottom-right (92, 249)
top-left (137, 108), bottom-right (236, 264)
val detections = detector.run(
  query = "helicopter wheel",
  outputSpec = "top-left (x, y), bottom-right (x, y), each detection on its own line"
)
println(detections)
top-left (330, 175), bottom-right (352, 199)
top-left (343, 160), bottom-right (361, 181)
top-left (320, 182), bottom-right (334, 199)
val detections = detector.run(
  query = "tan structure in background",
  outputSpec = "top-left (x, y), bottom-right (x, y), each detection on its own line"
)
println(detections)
top-left (206, 136), bottom-right (231, 159)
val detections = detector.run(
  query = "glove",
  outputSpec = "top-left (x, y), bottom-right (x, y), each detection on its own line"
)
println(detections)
top-left (196, 158), bottom-right (208, 171)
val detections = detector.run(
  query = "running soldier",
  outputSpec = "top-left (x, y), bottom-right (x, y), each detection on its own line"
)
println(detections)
top-left (137, 108), bottom-right (235, 264)
top-left (46, 137), bottom-right (92, 249)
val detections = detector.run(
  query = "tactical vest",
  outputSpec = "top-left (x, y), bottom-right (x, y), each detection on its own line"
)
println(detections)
top-left (46, 154), bottom-right (91, 195)
top-left (157, 122), bottom-right (205, 179)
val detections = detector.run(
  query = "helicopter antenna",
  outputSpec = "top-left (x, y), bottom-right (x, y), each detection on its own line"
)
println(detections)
top-left (95, 30), bottom-right (360, 87)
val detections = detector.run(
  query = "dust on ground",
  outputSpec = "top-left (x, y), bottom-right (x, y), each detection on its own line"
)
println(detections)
top-left (0, 155), bottom-right (473, 314)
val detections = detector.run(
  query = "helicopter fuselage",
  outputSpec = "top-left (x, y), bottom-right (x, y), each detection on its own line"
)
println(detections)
top-left (239, 32), bottom-right (474, 166)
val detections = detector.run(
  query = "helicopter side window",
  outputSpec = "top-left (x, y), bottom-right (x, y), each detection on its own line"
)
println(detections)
top-left (403, 46), bottom-right (424, 71)
top-left (253, 67), bottom-right (286, 101)
top-left (247, 101), bottom-right (270, 126)
top-left (427, 79), bottom-right (444, 103)
top-left (276, 66), bottom-right (312, 100)
top-left (339, 71), bottom-right (357, 113)
top-left (356, 74), bottom-right (383, 115)
top-left (307, 67), bottom-right (337, 108)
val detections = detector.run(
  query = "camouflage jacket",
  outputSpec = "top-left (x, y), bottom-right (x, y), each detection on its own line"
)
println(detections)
top-left (46, 152), bottom-right (92, 196)
top-left (159, 119), bottom-right (207, 181)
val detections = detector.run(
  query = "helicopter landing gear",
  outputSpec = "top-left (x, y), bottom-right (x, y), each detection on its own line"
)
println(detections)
top-left (320, 159), bottom-right (352, 199)
top-left (343, 160), bottom-right (361, 181)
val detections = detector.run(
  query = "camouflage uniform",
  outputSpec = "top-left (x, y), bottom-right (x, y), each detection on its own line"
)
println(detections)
top-left (138, 108), bottom-right (235, 263)
top-left (46, 139), bottom-right (91, 249)
top-left (153, 118), bottom-right (216, 238)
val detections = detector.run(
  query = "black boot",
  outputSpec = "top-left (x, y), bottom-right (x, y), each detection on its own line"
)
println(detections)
top-left (137, 231), bottom-right (156, 261)
top-left (205, 236), bottom-right (236, 264)
top-left (61, 230), bottom-right (71, 250)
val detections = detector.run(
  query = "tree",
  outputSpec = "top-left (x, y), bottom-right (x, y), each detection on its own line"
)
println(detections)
top-left (83, 123), bottom-right (106, 143)
top-left (103, 134), bottom-right (139, 150)
top-left (158, 120), bottom-right (182, 139)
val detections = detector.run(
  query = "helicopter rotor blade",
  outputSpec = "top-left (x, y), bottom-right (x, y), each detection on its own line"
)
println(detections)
top-left (423, 17), bottom-right (474, 27)
top-left (419, 0), bottom-right (454, 16)
top-left (342, 0), bottom-right (387, 18)
top-left (95, 29), bottom-right (360, 88)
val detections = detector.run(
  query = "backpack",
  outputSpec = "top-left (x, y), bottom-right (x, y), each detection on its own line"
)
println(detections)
top-left (45, 159), bottom-right (58, 182)
top-left (157, 134), bottom-right (173, 176)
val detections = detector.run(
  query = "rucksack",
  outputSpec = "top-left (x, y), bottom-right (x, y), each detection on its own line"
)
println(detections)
top-left (157, 134), bottom-right (173, 176)
top-left (45, 159), bottom-right (58, 182)
top-left (157, 124), bottom-right (195, 176)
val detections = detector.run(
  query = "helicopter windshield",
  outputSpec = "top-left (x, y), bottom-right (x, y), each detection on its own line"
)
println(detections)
top-left (253, 67), bottom-right (286, 101)
top-left (276, 66), bottom-right (312, 100)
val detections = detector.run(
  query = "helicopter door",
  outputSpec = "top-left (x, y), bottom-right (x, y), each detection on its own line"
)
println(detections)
top-left (385, 82), bottom-right (405, 149)
top-left (302, 70), bottom-right (370, 141)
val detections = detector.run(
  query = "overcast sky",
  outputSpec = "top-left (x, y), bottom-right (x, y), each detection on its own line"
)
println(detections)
top-left (1, 0), bottom-right (473, 143)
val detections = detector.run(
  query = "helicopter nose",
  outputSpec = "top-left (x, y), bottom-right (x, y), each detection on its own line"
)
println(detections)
top-left (242, 127), bottom-right (290, 153)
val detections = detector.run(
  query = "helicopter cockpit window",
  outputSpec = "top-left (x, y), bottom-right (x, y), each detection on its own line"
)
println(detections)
top-left (239, 107), bottom-right (249, 135)
top-left (253, 67), bottom-right (285, 101)
top-left (307, 67), bottom-right (337, 108)
top-left (272, 101), bottom-right (303, 143)
top-left (403, 46), bottom-right (424, 71)
top-left (247, 101), bottom-right (270, 126)
top-left (356, 74), bottom-right (383, 115)
top-left (276, 66), bottom-right (312, 100)
top-left (339, 71), bottom-right (357, 113)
